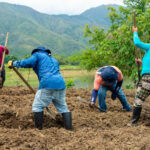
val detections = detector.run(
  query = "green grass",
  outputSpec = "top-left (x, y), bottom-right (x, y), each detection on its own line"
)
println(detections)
top-left (60, 65), bottom-right (80, 70)
top-left (5, 65), bottom-right (39, 87)
top-left (4, 65), bottom-right (135, 89)
top-left (4, 65), bottom-right (82, 88)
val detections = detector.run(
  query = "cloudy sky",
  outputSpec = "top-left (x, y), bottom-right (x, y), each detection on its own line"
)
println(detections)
top-left (0, 0), bottom-right (124, 15)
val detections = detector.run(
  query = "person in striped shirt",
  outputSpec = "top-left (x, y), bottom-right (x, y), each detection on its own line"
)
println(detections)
top-left (128, 26), bottom-right (150, 126)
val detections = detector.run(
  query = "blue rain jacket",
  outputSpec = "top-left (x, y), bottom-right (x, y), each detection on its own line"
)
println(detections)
top-left (134, 32), bottom-right (150, 75)
top-left (13, 49), bottom-right (66, 90)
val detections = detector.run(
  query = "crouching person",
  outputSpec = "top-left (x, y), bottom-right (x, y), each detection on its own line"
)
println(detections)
top-left (89, 66), bottom-right (131, 112)
top-left (8, 46), bottom-right (72, 130)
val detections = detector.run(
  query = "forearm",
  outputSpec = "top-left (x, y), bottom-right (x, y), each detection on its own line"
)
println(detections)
top-left (13, 55), bottom-right (37, 68)
top-left (134, 32), bottom-right (150, 50)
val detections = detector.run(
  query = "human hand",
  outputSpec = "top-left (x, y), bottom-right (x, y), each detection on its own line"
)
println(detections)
top-left (7, 60), bottom-right (13, 69)
top-left (89, 102), bottom-right (95, 108)
top-left (132, 26), bottom-right (138, 33)
top-left (4, 47), bottom-right (8, 53)
top-left (135, 58), bottom-right (142, 66)
top-left (111, 92), bottom-right (117, 100)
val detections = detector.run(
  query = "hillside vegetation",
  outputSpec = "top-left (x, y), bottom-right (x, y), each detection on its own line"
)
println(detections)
top-left (0, 2), bottom-right (119, 57)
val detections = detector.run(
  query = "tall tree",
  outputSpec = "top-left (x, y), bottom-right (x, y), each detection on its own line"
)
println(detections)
top-left (75, 0), bottom-right (150, 82)
top-left (123, 0), bottom-right (150, 12)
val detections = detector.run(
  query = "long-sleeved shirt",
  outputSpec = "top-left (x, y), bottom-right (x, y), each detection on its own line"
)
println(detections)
top-left (13, 50), bottom-right (66, 90)
top-left (0, 45), bottom-right (9, 65)
top-left (133, 32), bottom-right (150, 75)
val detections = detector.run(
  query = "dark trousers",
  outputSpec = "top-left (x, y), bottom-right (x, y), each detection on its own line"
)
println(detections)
top-left (0, 65), bottom-right (5, 86)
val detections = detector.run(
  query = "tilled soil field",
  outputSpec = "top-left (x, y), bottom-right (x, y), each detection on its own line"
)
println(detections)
top-left (0, 86), bottom-right (150, 150)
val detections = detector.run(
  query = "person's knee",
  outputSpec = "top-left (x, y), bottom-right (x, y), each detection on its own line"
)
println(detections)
top-left (117, 90), bottom-right (126, 98)
top-left (60, 109), bottom-right (69, 114)
top-left (32, 105), bottom-right (43, 112)
top-left (124, 104), bottom-right (132, 111)
top-left (57, 105), bottom-right (69, 114)
top-left (98, 90), bottom-right (106, 99)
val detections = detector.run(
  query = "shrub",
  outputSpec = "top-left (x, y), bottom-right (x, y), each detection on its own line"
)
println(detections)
top-left (66, 79), bottom-right (75, 89)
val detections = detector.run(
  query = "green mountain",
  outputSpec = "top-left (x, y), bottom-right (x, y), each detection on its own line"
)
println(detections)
top-left (0, 2), bottom-right (119, 57)
top-left (81, 4), bottom-right (119, 27)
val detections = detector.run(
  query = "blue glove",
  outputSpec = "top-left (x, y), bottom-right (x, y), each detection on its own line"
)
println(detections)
top-left (90, 89), bottom-right (98, 103)
top-left (111, 80), bottom-right (123, 100)
top-left (114, 80), bottom-right (123, 94)
top-left (111, 92), bottom-right (117, 100)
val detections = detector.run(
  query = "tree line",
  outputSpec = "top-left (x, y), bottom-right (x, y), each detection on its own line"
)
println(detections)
top-left (69, 0), bottom-right (150, 83)
top-left (4, 0), bottom-right (150, 84)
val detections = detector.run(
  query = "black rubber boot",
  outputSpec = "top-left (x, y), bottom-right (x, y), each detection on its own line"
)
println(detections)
top-left (34, 112), bottom-right (43, 130)
top-left (130, 106), bottom-right (142, 126)
top-left (62, 112), bottom-right (72, 130)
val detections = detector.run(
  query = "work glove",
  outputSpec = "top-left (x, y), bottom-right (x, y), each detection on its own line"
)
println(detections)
top-left (115, 80), bottom-right (123, 93)
top-left (111, 80), bottom-right (123, 100)
top-left (89, 89), bottom-right (98, 108)
top-left (111, 92), bottom-right (117, 100)
top-left (89, 102), bottom-right (95, 108)
top-left (7, 60), bottom-right (13, 69)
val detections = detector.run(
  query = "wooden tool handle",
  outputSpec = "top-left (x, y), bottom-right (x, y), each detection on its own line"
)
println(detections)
top-left (12, 67), bottom-right (56, 119)
top-left (5, 32), bottom-right (9, 47)
top-left (133, 11), bottom-right (136, 27)
top-left (12, 67), bottom-right (35, 94)
top-left (1, 32), bottom-right (9, 71)
top-left (133, 12), bottom-right (141, 83)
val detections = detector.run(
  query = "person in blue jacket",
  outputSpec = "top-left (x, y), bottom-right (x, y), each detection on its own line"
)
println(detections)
top-left (8, 46), bottom-right (72, 130)
top-left (128, 26), bottom-right (150, 126)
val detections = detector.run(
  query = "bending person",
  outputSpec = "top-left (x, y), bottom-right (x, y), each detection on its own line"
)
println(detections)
top-left (8, 46), bottom-right (72, 130)
top-left (89, 66), bottom-right (131, 112)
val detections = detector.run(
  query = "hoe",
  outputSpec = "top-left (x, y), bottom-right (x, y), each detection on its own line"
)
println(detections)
top-left (2, 33), bottom-right (56, 119)
top-left (12, 67), bottom-right (56, 119)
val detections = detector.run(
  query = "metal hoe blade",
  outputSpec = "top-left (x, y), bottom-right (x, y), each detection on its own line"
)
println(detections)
top-left (46, 107), bottom-right (56, 119)
top-left (77, 96), bottom-right (99, 110)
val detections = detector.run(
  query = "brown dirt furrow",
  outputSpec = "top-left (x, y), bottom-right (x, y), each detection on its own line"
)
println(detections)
top-left (0, 86), bottom-right (149, 150)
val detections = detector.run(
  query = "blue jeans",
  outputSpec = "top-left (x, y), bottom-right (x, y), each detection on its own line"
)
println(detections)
top-left (98, 84), bottom-right (131, 112)
top-left (32, 89), bottom-right (69, 113)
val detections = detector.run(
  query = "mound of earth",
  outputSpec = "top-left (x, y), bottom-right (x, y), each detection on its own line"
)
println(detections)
top-left (0, 86), bottom-right (150, 149)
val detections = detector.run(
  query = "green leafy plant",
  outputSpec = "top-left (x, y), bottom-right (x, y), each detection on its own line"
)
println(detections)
top-left (125, 84), bottom-right (134, 89)
top-left (65, 79), bottom-right (75, 89)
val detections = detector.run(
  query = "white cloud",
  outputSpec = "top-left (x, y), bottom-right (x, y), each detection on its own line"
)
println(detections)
top-left (0, 0), bottom-right (124, 15)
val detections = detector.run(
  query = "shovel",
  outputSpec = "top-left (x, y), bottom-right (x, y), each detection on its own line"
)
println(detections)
top-left (77, 96), bottom-right (99, 110)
